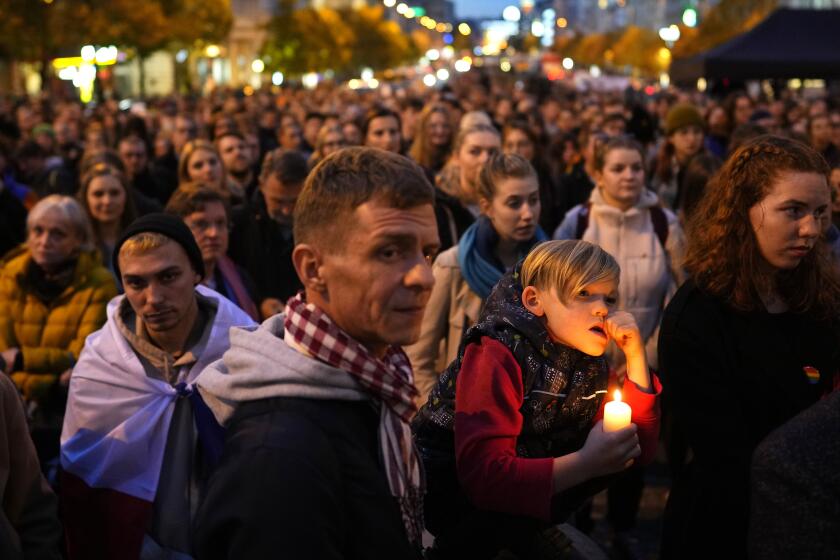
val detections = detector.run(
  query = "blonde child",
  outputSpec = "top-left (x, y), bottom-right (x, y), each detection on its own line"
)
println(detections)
top-left (412, 240), bottom-right (661, 559)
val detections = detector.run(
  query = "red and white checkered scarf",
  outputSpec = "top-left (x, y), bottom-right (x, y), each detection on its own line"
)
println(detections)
top-left (284, 293), bottom-right (424, 546)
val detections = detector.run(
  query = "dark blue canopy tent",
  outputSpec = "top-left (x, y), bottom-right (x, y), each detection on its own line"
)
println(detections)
top-left (670, 8), bottom-right (840, 82)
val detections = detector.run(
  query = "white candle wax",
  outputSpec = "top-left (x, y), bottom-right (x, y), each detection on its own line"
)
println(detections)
top-left (603, 389), bottom-right (632, 432)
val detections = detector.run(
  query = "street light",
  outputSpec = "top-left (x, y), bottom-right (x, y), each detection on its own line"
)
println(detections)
top-left (458, 23), bottom-right (471, 36)
top-left (682, 8), bottom-right (698, 28)
top-left (658, 25), bottom-right (681, 44)
top-left (502, 6), bottom-right (521, 22)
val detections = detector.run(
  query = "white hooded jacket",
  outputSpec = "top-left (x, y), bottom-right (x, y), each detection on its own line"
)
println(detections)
top-left (554, 187), bottom-right (685, 369)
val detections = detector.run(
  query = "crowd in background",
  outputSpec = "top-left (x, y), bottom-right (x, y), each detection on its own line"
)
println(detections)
top-left (1, 69), bottom-right (840, 559)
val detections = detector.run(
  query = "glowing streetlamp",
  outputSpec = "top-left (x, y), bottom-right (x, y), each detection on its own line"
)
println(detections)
top-left (502, 5), bottom-right (521, 22)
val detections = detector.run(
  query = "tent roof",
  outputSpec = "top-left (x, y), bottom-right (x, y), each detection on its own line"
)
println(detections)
top-left (671, 8), bottom-right (840, 82)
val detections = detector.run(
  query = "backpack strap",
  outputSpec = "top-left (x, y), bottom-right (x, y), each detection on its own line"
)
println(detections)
top-left (575, 202), bottom-right (592, 240)
top-left (650, 206), bottom-right (669, 249)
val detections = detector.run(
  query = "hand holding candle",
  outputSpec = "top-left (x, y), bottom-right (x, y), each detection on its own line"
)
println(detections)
top-left (603, 389), bottom-right (632, 432)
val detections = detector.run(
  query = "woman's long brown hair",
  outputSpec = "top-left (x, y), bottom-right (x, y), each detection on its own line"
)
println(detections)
top-left (684, 134), bottom-right (840, 318)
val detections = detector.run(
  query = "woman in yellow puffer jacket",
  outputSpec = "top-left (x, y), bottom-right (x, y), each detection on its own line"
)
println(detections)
top-left (0, 195), bottom-right (116, 412)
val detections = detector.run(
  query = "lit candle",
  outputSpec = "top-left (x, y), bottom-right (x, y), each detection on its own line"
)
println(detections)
top-left (603, 389), bottom-right (632, 432)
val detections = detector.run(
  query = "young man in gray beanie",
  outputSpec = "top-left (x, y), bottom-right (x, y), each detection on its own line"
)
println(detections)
top-left (59, 213), bottom-right (255, 560)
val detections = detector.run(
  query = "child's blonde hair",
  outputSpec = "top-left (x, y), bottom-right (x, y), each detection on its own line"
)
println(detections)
top-left (521, 240), bottom-right (619, 302)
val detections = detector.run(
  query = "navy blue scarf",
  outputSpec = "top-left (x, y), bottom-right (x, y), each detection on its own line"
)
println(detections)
top-left (458, 216), bottom-right (547, 299)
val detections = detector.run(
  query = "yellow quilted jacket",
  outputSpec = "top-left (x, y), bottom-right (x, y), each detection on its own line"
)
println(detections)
top-left (0, 248), bottom-right (117, 402)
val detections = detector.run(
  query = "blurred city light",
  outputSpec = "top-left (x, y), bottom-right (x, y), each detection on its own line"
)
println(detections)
top-left (302, 73), bottom-right (319, 89)
top-left (436, 68), bottom-right (450, 81)
top-left (272, 71), bottom-right (284, 86)
top-left (557, 17), bottom-right (567, 28)
top-left (531, 21), bottom-right (545, 37)
top-left (682, 8), bottom-right (698, 28)
top-left (423, 74), bottom-right (437, 87)
top-left (658, 25), bottom-right (680, 43)
top-left (458, 23), bottom-right (471, 35)
top-left (562, 57), bottom-right (574, 70)
top-left (502, 6), bottom-right (521, 22)
top-left (205, 45), bottom-right (221, 58)
top-left (361, 67), bottom-right (374, 81)
top-left (697, 77), bottom-right (707, 92)
top-left (251, 59), bottom-right (265, 73)
top-left (426, 48), bottom-right (440, 61)
top-left (81, 45), bottom-right (95, 62)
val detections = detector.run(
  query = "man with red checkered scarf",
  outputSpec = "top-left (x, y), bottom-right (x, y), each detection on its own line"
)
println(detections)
top-left (194, 147), bottom-right (440, 558)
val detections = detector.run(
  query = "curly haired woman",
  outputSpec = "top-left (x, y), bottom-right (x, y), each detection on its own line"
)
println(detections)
top-left (658, 135), bottom-right (840, 559)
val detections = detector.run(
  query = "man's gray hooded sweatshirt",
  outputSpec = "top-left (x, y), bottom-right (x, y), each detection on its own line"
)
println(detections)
top-left (193, 315), bottom-right (421, 559)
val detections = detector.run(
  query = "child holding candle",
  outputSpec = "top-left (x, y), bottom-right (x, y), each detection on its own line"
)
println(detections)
top-left (412, 240), bottom-right (660, 559)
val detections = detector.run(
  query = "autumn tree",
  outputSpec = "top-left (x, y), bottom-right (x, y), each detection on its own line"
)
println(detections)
top-left (0, 0), bottom-right (232, 93)
top-left (340, 6), bottom-right (415, 73)
top-left (673, 0), bottom-right (778, 57)
top-left (611, 26), bottom-right (666, 76)
top-left (263, 0), bottom-right (417, 78)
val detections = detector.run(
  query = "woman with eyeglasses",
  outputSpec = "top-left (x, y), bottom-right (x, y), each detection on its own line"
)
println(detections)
top-left (77, 163), bottom-right (138, 285)
top-left (165, 185), bottom-right (260, 321)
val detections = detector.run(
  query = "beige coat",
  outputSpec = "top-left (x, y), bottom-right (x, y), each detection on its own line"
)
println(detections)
top-left (405, 246), bottom-right (483, 406)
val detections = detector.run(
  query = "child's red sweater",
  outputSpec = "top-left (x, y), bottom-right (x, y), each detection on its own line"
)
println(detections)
top-left (454, 336), bottom-right (661, 522)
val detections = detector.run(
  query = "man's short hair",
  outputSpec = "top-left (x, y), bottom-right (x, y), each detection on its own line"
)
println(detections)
top-left (214, 130), bottom-right (245, 146)
top-left (165, 185), bottom-right (231, 222)
top-left (259, 148), bottom-right (309, 187)
top-left (293, 147), bottom-right (434, 251)
top-left (118, 134), bottom-right (146, 149)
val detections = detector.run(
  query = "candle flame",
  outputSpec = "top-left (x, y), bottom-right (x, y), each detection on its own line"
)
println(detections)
top-left (613, 389), bottom-right (622, 402)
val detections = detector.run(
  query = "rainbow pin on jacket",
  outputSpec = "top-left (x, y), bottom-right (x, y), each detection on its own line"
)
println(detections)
top-left (803, 366), bottom-right (820, 385)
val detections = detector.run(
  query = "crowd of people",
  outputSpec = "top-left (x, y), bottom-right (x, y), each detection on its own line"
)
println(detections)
top-left (0, 70), bottom-right (839, 560)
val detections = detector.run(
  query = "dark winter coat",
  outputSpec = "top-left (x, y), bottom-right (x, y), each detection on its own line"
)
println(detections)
top-left (193, 397), bottom-right (421, 560)
top-left (658, 280), bottom-right (839, 559)
top-left (749, 389), bottom-right (840, 559)
top-left (228, 191), bottom-right (301, 304)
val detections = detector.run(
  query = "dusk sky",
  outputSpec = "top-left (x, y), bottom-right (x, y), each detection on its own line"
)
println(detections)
top-left (456, 0), bottom-right (511, 20)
